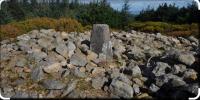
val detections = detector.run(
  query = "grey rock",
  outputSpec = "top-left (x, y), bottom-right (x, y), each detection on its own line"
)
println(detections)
top-left (90, 24), bottom-right (113, 60)
top-left (70, 52), bottom-right (87, 67)
top-left (28, 50), bottom-right (47, 62)
top-left (37, 38), bottom-right (52, 48)
top-left (67, 90), bottom-right (80, 98)
top-left (73, 67), bottom-right (87, 78)
top-left (17, 34), bottom-right (31, 41)
top-left (149, 84), bottom-right (160, 93)
top-left (185, 83), bottom-right (199, 95)
top-left (172, 64), bottom-right (187, 74)
top-left (183, 69), bottom-right (198, 80)
top-left (16, 57), bottom-right (27, 67)
top-left (188, 36), bottom-right (199, 45)
top-left (80, 44), bottom-right (89, 53)
top-left (176, 52), bottom-right (195, 66)
top-left (28, 92), bottom-right (38, 98)
top-left (67, 41), bottom-right (76, 58)
top-left (110, 68), bottom-right (121, 78)
top-left (31, 66), bottom-right (44, 82)
top-left (123, 62), bottom-right (141, 78)
top-left (109, 78), bottom-right (133, 98)
top-left (12, 91), bottom-right (29, 98)
top-left (61, 80), bottom-right (78, 97)
top-left (152, 62), bottom-right (171, 77)
top-left (43, 62), bottom-right (62, 74)
top-left (61, 68), bottom-right (70, 77)
top-left (17, 40), bottom-right (31, 52)
top-left (91, 77), bottom-right (108, 89)
top-left (0, 48), bottom-right (11, 61)
top-left (42, 80), bottom-right (66, 90)
top-left (133, 84), bottom-right (140, 95)
top-left (56, 43), bottom-right (68, 58)
top-left (1, 86), bottom-right (15, 98)
top-left (126, 46), bottom-right (145, 60)
top-left (117, 74), bottom-right (132, 85)
top-left (171, 77), bottom-right (186, 87)
top-left (85, 62), bottom-right (96, 73)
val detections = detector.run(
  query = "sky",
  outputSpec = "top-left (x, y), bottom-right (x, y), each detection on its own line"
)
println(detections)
top-left (78, 0), bottom-right (194, 14)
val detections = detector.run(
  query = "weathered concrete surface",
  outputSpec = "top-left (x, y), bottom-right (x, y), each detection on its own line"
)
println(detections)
top-left (90, 24), bottom-right (113, 60)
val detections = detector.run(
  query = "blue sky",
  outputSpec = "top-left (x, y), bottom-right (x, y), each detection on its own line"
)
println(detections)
top-left (78, 0), bottom-right (193, 14)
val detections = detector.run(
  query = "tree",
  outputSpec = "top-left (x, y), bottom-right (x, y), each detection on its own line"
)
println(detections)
top-left (121, 0), bottom-right (131, 29)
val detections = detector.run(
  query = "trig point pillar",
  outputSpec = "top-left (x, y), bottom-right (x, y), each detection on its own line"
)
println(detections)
top-left (90, 24), bottom-right (113, 60)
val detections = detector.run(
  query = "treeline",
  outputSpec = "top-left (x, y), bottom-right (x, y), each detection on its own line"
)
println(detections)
top-left (136, 3), bottom-right (199, 24)
top-left (1, 0), bottom-right (198, 27)
top-left (0, 0), bottom-right (132, 29)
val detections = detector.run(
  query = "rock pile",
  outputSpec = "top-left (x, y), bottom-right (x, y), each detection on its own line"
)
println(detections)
top-left (0, 27), bottom-right (199, 99)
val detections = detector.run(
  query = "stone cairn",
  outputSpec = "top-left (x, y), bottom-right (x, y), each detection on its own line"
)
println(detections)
top-left (90, 24), bottom-right (113, 61)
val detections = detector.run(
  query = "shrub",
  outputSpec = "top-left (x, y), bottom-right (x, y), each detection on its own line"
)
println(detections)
top-left (0, 17), bottom-right (84, 41)
top-left (166, 31), bottom-right (192, 37)
top-left (127, 21), bottom-right (198, 37)
top-left (56, 18), bottom-right (83, 32)
top-left (0, 24), bottom-right (23, 40)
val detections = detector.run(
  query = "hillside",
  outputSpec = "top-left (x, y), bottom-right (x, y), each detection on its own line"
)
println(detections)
top-left (0, 28), bottom-right (199, 99)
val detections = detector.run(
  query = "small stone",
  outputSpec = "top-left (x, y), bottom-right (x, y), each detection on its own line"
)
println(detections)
top-left (149, 84), bottom-right (160, 93)
top-left (67, 64), bottom-right (76, 69)
top-left (38, 37), bottom-right (53, 50)
top-left (61, 80), bottom-right (78, 97)
top-left (70, 52), bottom-right (87, 67)
top-left (61, 69), bottom-right (70, 77)
top-left (80, 44), bottom-right (89, 53)
top-left (1, 86), bottom-right (15, 98)
top-left (31, 66), bottom-right (44, 82)
top-left (73, 67), bottom-right (87, 78)
top-left (183, 69), bottom-right (198, 81)
top-left (171, 78), bottom-right (186, 87)
top-left (91, 67), bottom-right (105, 77)
top-left (152, 62), bottom-right (171, 77)
top-left (16, 57), bottom-right (27, 67)
top-left (23, 67), bottom-right (31, 73)
top-left (172, 64), bottom-right (187, 74)
top-left (68, 41), bottom-right (76, 58)
top-left (42, 80), bottom-right (66, 90)
top-left (56, 43), bottom-right (68, 58)
top-left (91, 77), bottom-right (108, 89)
top-left (109, 79), bottom-right (133, 98)
top-left (43, 62), bottom-right (62, 74)
top-left (137, 93), bottom-right (151, 99)
top-left (87, 50), bottom-right (98, 61)
top-left (133, 84), bottom-right (140, 95)
top-left (12, 91), bottom-right (29, 98)
top-left (132, 78), bottom-right (144, 87)
top-left (176, 52), bottom-right (195, 66)
top-left (86, 62), bottom-right (97, 73)
top-left (79, 67), bottom-right (86, 72)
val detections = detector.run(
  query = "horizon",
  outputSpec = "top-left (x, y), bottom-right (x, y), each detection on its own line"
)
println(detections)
top-left (79, 0), bottom-right (193, 14)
